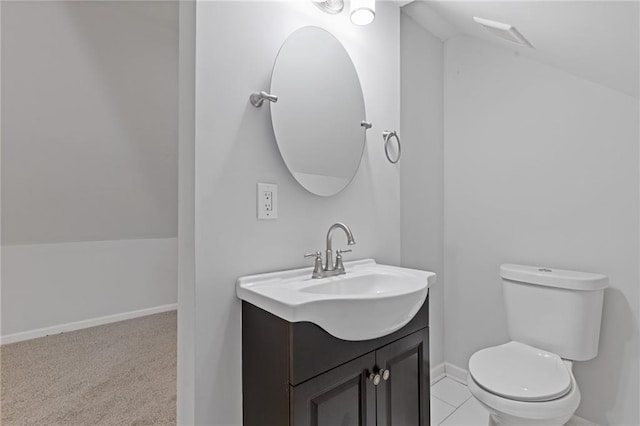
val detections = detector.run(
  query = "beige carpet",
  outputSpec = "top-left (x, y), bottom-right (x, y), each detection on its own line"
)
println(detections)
top-left (1, 311), bottom-right (177, 425)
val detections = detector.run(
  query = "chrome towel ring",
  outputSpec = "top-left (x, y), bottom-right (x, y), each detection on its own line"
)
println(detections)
top-left (382, 130), bottom-right (401, 164)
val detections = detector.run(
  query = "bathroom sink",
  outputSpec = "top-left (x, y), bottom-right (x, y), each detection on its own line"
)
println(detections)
top-left (301, 273), bottom-right (419, 296)
top-left (236, 259), bottom-right (435, 341)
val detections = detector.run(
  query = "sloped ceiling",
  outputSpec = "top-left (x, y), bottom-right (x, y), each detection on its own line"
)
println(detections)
top-left (401, 0), bottom-right (639, 99)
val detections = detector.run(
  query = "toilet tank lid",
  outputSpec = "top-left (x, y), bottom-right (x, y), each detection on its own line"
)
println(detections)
top-left (500, 264), bottom-right (608, 291)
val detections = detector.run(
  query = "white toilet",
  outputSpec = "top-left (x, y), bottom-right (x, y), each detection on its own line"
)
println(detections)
top-left (467, 264), bottom-right (608, 426)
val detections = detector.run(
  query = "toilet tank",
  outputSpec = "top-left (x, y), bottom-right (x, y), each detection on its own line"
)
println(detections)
top-left (500, 264), bottom-right (608, 361)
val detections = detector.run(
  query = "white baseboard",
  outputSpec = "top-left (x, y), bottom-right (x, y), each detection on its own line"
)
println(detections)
top-left (570, 415), bottom-right (599, 426)
top-left (430, 362), bottom-right (446, 385)
top-left (1, 303), bottom-right (177, 345)
top-left (444, 362), bottom-right (469, 384)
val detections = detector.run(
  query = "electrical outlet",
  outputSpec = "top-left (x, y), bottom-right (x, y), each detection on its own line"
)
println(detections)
top-left (263, 191), bottom-right (273, 211)
top-left (257, 183), bottom-right (278, 219)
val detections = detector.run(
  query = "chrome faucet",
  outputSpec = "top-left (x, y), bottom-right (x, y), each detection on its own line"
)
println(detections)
top-left (305, 223), bottom-right (356, 278)
top-left (325, 222), bottom-right (356, 271)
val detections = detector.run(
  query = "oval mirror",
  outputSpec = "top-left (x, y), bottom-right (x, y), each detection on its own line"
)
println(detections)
top-left (270, 27), bottom-right (367, 197)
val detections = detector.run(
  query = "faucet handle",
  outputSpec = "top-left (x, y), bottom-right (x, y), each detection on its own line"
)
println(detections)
top-left (304, 251), bottom-right (323, 278)
top-left (335, 249), bottom-right (352, 273)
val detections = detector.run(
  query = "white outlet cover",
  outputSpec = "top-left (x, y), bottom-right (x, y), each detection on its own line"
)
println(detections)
top-left (257, 183), bottom-right (278, 220)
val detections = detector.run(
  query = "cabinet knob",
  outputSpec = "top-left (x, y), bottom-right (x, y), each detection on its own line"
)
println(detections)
top-left (381, 369), bottom-right (390, 381)
top-left (368, 372), bottom-right (381, 386)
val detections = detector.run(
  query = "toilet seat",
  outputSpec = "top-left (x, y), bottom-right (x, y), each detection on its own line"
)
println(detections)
top-left (467, 369), bottom-right (580, 424)
top-left (469, 341), bottom-right (572, 402)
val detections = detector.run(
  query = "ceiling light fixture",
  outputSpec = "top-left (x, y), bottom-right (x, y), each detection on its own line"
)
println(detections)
top-left (473, 16), bottom-right (534, 48)
top-left (351, 0), bottom-right (375, 26)
top-left (311, 0), bottom-right (344, 15)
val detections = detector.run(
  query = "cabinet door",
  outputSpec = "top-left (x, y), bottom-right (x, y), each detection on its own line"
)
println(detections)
top-left (375, 328), bottom-right (430, 426)
top-left (291, 351), bottom-right (376, 426)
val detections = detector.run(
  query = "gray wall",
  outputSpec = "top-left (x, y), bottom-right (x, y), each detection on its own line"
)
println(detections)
top-left (193, 2), bottom-right (401, 423)
top-left (1, 1), bottom-right (179, 338)
top-left (177, 1), bottom-right (196, 424)
top-left (444, 35), bottom-right (639, 425)
top-left (1, 1), bottom-right (178, 245)
top-left (400, 12), bottom-right (445, 369)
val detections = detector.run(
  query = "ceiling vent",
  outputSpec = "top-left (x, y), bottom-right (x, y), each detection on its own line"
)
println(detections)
top-left (473, 16), bottom-right (534, 48)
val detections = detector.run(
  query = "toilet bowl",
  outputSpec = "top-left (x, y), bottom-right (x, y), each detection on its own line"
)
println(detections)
top-left (467, 341), bottom-right (580, 426)
top-left (466, 264), bottom-right (608, 426)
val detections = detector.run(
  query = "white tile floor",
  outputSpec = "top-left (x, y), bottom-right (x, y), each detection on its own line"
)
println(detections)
top-left (430, 377), bottom-right (487, 425)
top-left (430, 377), bottom-right (599, 426)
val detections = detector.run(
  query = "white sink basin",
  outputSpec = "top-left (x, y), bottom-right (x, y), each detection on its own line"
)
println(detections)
top-left (236, 259), bottom-right (435, 341)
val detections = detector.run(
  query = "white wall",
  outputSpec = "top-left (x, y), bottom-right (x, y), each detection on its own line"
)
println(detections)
top-left (400, 12), bottom-right (445, 369)
top-left (194, 1), bottom-right (401, 423)
top-left (1, 1), bottom-right (179, 339)
top-left (0, 1), bottom-right (3, 341)
top-left (444, 35), bottom-right (639, 426)
top-left (1, 238), bottom-right (177, 341)
top-left (177, 0), bottom-right (196, 424)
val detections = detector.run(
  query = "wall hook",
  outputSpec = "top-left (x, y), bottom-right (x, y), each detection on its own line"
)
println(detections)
top-left (250, 91), bottom-right (278, 107)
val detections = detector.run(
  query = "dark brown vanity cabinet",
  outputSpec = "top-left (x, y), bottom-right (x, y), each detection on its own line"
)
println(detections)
top-left (242, 298), bottom-right (430, 426)
top-left (291, 350), bottom-right (377, 426)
